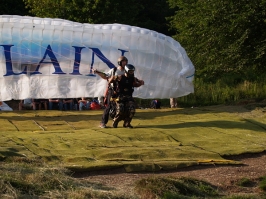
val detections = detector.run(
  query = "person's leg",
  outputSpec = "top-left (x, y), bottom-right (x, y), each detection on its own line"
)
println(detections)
top-left (123, 100), bottom-right (135, 128)
top-left (170, 98), bottom-right (177, 108)
top-left (79, 102), bottom-right (84, 111)
top-left (49, 102), bottom-right (53, 110)
top-left (100, 106), bottom-right (110, 127)
top-left (86, 102), bottom-right (91, 110)
top-left (113, 101), bottom-right (124, 128)
top-left (58, 101), bottom-right (63, 110)
top-left (32, 103), bottom-right (36, 110)
top-left (63, 103), bottom-right (68, 111)
top-left (69, 102), bottom-right (73, 110)
top-left (19, 101), bottom-right (23, 111)
top-left (100, 91), bottom-right (112, 127)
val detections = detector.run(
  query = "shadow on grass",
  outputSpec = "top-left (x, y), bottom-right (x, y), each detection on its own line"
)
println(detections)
top-left (137, 119), bottom-right (266, 133)
top-left (0, 107), bottom-right (265, 133)
top-left (0, 111), bottom-right (103, 122)
top-left (0, 149), bottom-right (26, 160)
top-left (73, 151), bottom-right (266, 178)
top-left (1, 103), bottom-right (264, 121)
top-left (139, 121), bottom-right (266, 133)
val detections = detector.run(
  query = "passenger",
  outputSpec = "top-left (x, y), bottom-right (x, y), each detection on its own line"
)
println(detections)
top-left (108, 64), bottom-right (144, 128)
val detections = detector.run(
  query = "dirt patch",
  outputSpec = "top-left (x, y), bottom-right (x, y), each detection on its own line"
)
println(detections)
top-left (75, 151), bottom-right (266, 197)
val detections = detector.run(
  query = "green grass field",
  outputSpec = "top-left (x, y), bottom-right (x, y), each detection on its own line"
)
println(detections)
top-left (1, 105), bottom-right (266, 173)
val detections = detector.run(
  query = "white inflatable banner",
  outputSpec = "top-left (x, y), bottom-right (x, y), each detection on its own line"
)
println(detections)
top-left (0, 15), bottom-right (195, 101)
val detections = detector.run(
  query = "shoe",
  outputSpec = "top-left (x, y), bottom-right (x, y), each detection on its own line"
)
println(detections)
top-left (123, 124), bottom-right (133, 128)
top-left (99, 123), bottom-right (106, 128)
top-left (113, 120), bottom-right (118, 128)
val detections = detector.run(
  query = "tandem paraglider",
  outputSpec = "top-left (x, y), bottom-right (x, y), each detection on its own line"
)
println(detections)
top-left (0, 15), bottom-right (195, 101)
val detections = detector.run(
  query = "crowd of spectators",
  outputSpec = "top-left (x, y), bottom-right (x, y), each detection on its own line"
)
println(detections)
top-left (18, 97), bottom-right (105, 111)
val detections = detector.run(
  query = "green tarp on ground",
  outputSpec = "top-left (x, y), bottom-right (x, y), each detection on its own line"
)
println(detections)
top-left (0, 105), bottom-right (266, 172)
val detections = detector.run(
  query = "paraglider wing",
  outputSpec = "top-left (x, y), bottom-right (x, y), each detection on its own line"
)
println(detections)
top-left (0, 15), bottom-right (195, 101)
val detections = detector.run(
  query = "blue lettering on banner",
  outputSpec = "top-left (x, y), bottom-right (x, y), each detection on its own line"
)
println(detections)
top-left (70, 46), bottom-right (86, 75)
top-left (31, 45), bottom-right (66, 75)
top-left (1, 45), bottom-right (27, 76)
top-left (0, 44), bottom-right (128, 76)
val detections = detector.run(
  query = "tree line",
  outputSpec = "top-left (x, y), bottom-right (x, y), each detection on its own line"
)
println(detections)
top-left (1, 0), bottom-right (266, 104)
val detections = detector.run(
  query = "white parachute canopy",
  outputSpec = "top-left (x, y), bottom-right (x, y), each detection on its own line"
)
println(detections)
top-left (0, 15), bottom-right (195, 101)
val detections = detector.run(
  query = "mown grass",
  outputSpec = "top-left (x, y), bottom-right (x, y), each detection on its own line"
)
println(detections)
top-left (134, 176), bottom-right (266, 199)
top-left (135, 176), bottom-right (219, 199)
top-left (0, 157), bottom-right (130, 199)
top-left (259, 176), bottom-right (266, 192)
top-left (1, 157), bottom-right (266, 198)
top-left (236, 178), bottom-right (254, 187)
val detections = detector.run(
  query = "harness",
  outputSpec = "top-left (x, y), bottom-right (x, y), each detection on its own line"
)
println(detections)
top-left (109, 74), bottom-right (135, 119)
top-left (115, 75), bottom-right (134, 97)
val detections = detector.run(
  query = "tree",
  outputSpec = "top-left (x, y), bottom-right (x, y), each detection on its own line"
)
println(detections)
top-left (1, 0), bottom-right (29, 15)
top-left (24, 0), bottom-right (174, 35)
top-left (167, 0), bottom-right (266, 82)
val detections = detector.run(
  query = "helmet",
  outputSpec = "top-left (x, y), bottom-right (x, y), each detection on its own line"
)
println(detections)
top-left (125, 64), bottom-right (135, 76)
top-left (117, 56), bottom-right (128, 66)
